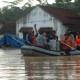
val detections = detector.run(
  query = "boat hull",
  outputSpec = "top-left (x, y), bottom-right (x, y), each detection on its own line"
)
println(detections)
top-left (21, 45), bottom-right (64, 56)
top-left (21, 49), bottom-right (50, 56)
top-left (21, 45), bottom-right (80, 56)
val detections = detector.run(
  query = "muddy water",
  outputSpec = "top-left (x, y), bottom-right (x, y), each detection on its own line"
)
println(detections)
top-left (0, 48), bottom-right (80, 80)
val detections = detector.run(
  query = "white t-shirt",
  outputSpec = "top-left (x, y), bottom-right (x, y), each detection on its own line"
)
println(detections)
top-left (49, 39), bottom-right (56, 50)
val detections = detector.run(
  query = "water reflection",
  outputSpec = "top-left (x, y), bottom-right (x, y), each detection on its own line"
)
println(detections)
top-left (0, 48), bottom-right (80, 80)
top-left (0, 49), bottom-right (26, 80)
top-left (24, 56), bottom-right (80, 80)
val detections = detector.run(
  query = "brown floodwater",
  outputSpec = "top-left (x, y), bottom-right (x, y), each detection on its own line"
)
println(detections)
top-left (0, 48), bottom-right (80, 80)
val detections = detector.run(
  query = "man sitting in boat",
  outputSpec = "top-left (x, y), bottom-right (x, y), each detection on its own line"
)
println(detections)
top-left (76, 32), bottom-right (80, 50)
top-left (26, 25), bottom-right (38, 46)
top-left (61, 33), bottom-right (76, 55)
top-left (49, 35), bottom-right (57, 50)
top-left (36, 32), bottom-right (48, 49)
top-left (52, 30), bottom-right (58, 40)
top-left (48, 31), bottom-right (58, 51)
top-left (48, 31), bottom-right (60, 51)
top-left (26, 31), bottom-right (33, 45)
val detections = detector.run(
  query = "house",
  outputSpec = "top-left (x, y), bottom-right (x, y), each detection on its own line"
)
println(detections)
top-left (16, 6), bottom-right (80, 40)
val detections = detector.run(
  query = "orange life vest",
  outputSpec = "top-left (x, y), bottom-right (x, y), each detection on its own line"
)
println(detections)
top-left (61, 36), bottom-right (75, 50)
top-left (76, 36), bottom-right (80, 46)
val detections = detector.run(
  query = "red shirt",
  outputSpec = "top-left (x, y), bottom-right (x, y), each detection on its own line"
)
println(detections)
top-left (32, 34), bottom-right (38, 46)
top-left (76, 36), bottom-right (80, 46)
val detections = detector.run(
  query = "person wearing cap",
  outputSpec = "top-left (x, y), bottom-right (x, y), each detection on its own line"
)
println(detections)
top-left (61, 33), bottom-right (76, 55)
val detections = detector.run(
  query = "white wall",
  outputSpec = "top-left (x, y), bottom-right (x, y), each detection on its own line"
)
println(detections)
top-left (16, 18), bottom-right (24, 38)
top-left (16, 6), bottom-right (67, 40)
top-left (56, 21), bottom-right (68, 40)
top-left (23, 6), bottom-right (55, 30)
top-left (0, 23), bottom-right (3, 29)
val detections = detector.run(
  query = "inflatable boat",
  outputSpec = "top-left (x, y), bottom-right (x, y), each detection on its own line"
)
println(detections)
top-left (21, 45), bottom-right (80, 56)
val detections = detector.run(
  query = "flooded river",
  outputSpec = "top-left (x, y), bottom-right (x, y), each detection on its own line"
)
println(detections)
top-left (0, 48), bottom-right (80, 80)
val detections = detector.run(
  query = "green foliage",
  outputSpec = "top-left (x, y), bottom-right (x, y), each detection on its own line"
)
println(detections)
top-left (0, 0), bottom-right (80, 23)
top-left (54, 0), bottom-right (73, 9)
top-left (0, 6), bottom-right (35, 22)
top-left (74, 0), bottom-right (80, 13)
top-left (55, 0), bottom-right (71, 3)
top-left (1, 7), bottom-right (23, 22)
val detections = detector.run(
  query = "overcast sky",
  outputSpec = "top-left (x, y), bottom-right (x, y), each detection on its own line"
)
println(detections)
top-left (0, 0), bottom-right (74, 8)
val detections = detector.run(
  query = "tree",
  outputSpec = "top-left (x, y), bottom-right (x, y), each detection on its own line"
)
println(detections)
top-left (0, 0), bottom-right (80, 23)
top-left (11, 0), bottom-right (49, 7)
top-left (74, 0), bottom-right (80, 13)
top-left (54, 0), bottom-right (74, 9)
top-left (1, 6), bottom-right (23, 22)
top-left (55, 0), bottom-right (71, 3)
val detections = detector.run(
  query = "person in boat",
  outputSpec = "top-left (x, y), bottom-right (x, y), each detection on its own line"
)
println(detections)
top-left (48, 31), bottom-right (59, 51)
top-left (26, 31), bottom-right (33, 45)
top-left (48, 31), bottom-right (58, 41)
top-left (76, 32), bottom-right (80, 50)
top-left (61, 33), bottom-right (76, 55)
top-left (67, 31), bottom-right (75, 42)
top-left (52, 30), bottom-right (58, 40)
top-left (49, 35), bottom-right (57, 50)
top-left (31, 26), bottom-right (38, 46)
top-left (26, 25), bottom-right (38, 46)
top-left (36, 32), bottom-right (48, 49)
